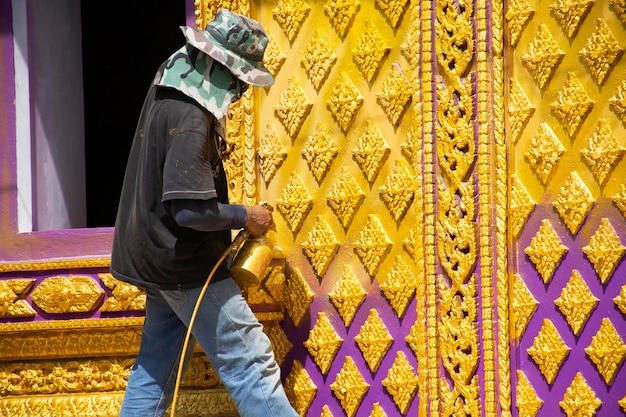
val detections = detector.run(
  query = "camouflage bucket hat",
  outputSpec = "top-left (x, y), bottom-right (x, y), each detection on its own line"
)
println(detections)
top-left (180, 8), bottom-right (274, 87)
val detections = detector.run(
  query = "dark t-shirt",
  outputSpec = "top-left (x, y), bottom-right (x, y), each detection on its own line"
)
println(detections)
top-left (111, 85), bottom-right (232, 289)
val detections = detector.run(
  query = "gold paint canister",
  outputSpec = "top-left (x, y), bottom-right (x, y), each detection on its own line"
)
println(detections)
top-left (230, 232), bottom-right (275, 287)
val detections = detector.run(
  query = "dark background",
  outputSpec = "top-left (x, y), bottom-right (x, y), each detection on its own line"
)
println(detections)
top-left (81, 1), bottom-right (186, 227)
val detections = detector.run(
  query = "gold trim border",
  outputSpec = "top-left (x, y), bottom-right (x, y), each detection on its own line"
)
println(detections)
top-left (0, 258), bottom-right (110, 273)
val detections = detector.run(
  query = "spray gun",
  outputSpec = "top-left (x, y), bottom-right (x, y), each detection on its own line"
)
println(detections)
top-left (229, 202), bottom-right (275, 288)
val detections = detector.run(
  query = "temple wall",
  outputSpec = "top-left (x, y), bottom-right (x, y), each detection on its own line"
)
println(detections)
top-left (1, 1), bottom-right (625, 416)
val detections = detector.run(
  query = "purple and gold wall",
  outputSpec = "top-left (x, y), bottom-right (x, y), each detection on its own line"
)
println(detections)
top-left (1, 1), bottom-right (625, 416)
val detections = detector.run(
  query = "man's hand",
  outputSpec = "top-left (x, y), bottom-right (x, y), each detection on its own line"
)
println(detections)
top-left (244, 205), bottom-right (274, 236)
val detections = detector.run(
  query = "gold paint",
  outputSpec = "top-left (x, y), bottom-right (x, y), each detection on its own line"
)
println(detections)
top-left (379, 159), bottom-right (417, 223)
top-left (353, 20), bottom-right (389, 82)
top-left (506, 0), bottom-right (534, 46)
top-left (555, 270), bottom-right (598, 336)
top-left (521, 24), bottom-right (564, 89)
top-left (328, 265), bottom-right (366, 327)
top-left (614, 283), bottom-right (626, 315)
top-left (354, 309), bottom-right (393, 372)
top-left (611, 0), bottom-right (626, 24)
top-left (369, 402), bottom-right (388, 417)
top-left (327, 167), bottom-right (365, 229)
top-left (30, 276), bottom-right (103, 314)
top-left (324, 0), bottom-right (360, 37)
top-left (320, 404), bottom-right (335, 417)
top-left (272, 0), bottom-right (310, 42)
top-left (169, 388), bottom-right (239, 417)
top-left (274, 77), bottom-right (312, 139)
top-left (263, 33), bottom-right (286, 78)
top-left (508, 80), bottom-right (535, 145)
top-left (550, 72), bottom-right (594, 139)
top-left (435, 0), bottom-right (473, 79)
top-left (302, 124), bottom-right (339, 184)
top-left (353, 119), bottom-right (391, 183)
top-left (330, 356), bottom-right (369, 417)
top-left (512, 273), bottom-right (538, 341)
top-left (524, 219), bottom-right (568, 284)
top-left (553, 171), bottom-right (594, 235)
top-left (301, 215), bottom-right (340, 277)
top-left (609, 79), bottom-right (626, 126)
top-left (559, 373), bottom-right (601, 417)
top-left (550, 0), bottom-right (594, 38)
top-left (302, 29), bottom-right (337, 91)
top-left (276, 172), bottom-right (313, 233)
top-left (380, 255), bottom-right (415, 318)
top-left (376, 64), bottom-right (412, 126)
top-left (579, 19), bottom-right (623, 85)
top-left (584, 318), bottom-right (626, 385)
top-left (264, 320), bottom-right (293, 366)
top-left (527, 319), bottom-right (570, 385)
top-left (612, 181), bottom-right (626, 219)
top-left (376, 0), bottom-right (408, 28)
top-left (581, 119), bottom-right (625, 187)
top-left (0, 278), bottom-right (36, 318)
top-left (304, 312), bottom-right (343, 375)
top-left (353, 214), bottom-right (392, 277)
top-left (258, 123), bottom-right (287, 184)
top-left (382, 351), bottom-right (418, 414)
top-left (582, 218), bottom-right (626, 284)
top-left (510, 174), bottom-right (536, 239)
top-left (516, 370), bottom-right (543, 417)
top-left (0, 258), bottom-right (110, 273)
top-left (620, 393), bottom-right (626, 412)
top-left (284, 267), bottom-right (314, 327)
top-left (284, 359), bottom-right (317, 417)
top-left (98, 273), bottom-right (145, 312)
top-left (524, 123), bottom-right (565, 186)
top-left (327, 72), bottom-right (363, 133)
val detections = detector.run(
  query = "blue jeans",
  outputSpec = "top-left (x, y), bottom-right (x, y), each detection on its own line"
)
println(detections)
top-left (119, 278), bottom-right (298, 417)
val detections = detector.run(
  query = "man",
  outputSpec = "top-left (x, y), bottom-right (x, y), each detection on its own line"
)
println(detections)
top-left (111, 9), bottom-right (298, 417)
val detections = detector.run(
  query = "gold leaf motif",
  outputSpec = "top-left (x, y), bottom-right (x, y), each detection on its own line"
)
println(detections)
top-left (353, 214), bottom-right (392, 276)
top-left (379, 159), bottom-right (417, 222)
top-left (612, 181), bottom-right (626, 219)
top-left (585, 318), bottom-right (626, 384)
top-left (0, 279), bottom-right (36, 318)
top-left (264, 321), bottom-right (293, 366)
top-left (259, 123), bottom-right (288, 184)
top-left (559, 373), bottom-right (602, 417)
top-left (264, 33), bottom-right (287, 78)
top-left (354, 309), bottom-right (393, 372)
top-left (330, 356), bottom-right (370, 417)
top-left (301, 215), bottom-right (340, 277)
top-left (401, 123), bottom-right (422, 167)
top-left (579, 19), bottom-right (624, 85)
top-left (554, 270), bottom-right (598, 336)
top-left (304, 312), bottom-right (343, 375)
top-left (320, 404), bottom-right (335, 417)
top-left (551, 72), bottom-right (594, 139)
top-left (382, 351), bottom-right (418, 414)
top-left (582, 218), bottom-right (626, 284)
top-left (369, 402), bottom-right (388, 417)
top-left (380, 255), bottom-right (416, 318)
top-left (327, 72), bottom-right (363, 133)
top-left (324, 0), bottom-right (360, 37)
top-left (98, 273), bottom-right (145, 312)
top-left (353, 120), bottom-right (391, 183)
top-left (284, 359), bottom-right (318, 417)
top-left (611, 0), bottom-right (626, 24)
top-left (524, 123), bottom-right (565, 186)
top-left (30, 276), bottom-right (104, 314)
top-left (273, 0), bottom-right (311, 42)
top-left (377, 64), bottom-right (412, 126)
top-left (581, 118), bottom-right (625, 186)
top-left (375, 0), bottom-right (409, 28)
top-left (512, 273), bottom-right (538, 341)
top-left (510, 174), bottom-right (536, 238)
top-left (436, 0), bottom-right (474, 78)
top-left (509, 80), bottom-right (536, 144)
top-left (284, 267), bottom-right (314, 327)
top-left (302, 29), bottom-right (337, 90)
top-left (550, 0), bottom-right (594, 38)
top-left (553, 171), bottom-right (594, 235)
top-left (327, 167), bottom-right (365, 229)
top-left (302, 123), bottom-right (339, 183)
top-left (506, 0), bottom-right (534, 46)
top-left (353, 20), bottom-right (389, 82)
top-left (516, 370), bottom-right (543, 417)
top-left (525, 219), bottom-right (569, 284)
top-left (521, 24), bottom-right (564, 89)
top-left (614, 283), bottom-right (626, 315)
top-left (609, 79), bottom-right (626, 126)
top-left (276, 172), bottom-right (313, 233)
top-left (402, 222), bottom-right (420, 259)
top-left (329, 265), bottom-right (367, 326)
top-left (620, 393), bottom-right (626, 412)
top-left (527, 319), bottom-right (570, 384)
top-left (274, 77), bottom-right (312, 139)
